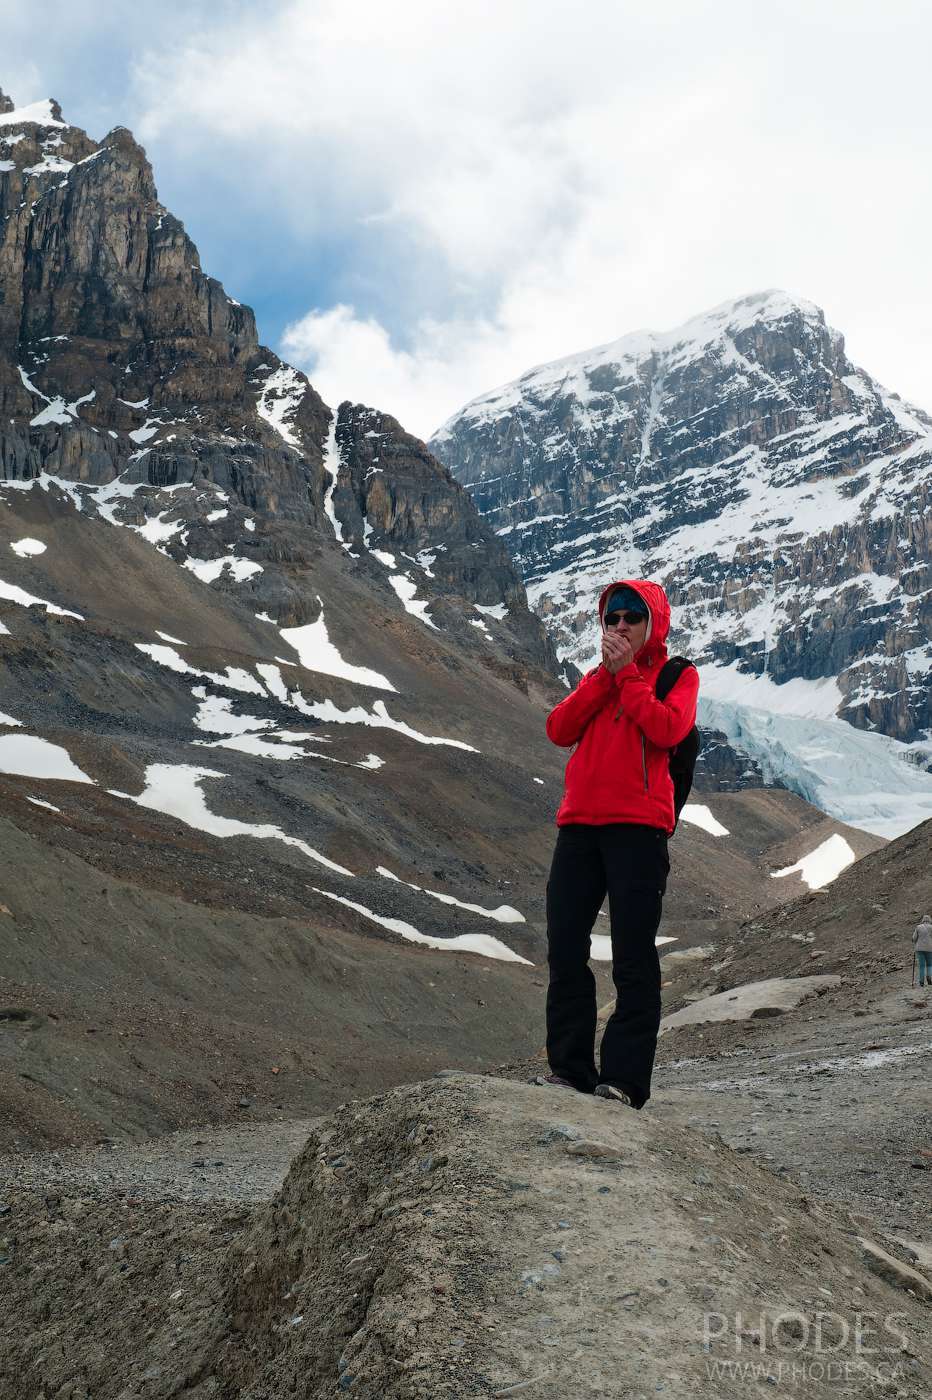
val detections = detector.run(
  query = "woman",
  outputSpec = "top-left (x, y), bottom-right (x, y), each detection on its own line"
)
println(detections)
top-left (540, 578), bottom-right (699, 1109)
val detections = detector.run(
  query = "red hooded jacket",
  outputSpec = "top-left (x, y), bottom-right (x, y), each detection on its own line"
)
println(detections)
top-left (546, 579), bottom-right (699, 833)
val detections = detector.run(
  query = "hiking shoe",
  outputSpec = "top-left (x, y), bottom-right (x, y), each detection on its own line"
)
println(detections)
top-left (594, 1083), bottom-right (637, 1108)
top-left (533, 1073), bottom-right (577, 1091)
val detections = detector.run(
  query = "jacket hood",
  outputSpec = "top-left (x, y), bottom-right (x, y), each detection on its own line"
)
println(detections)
top-left (598, 578), bottom-right (671, 665)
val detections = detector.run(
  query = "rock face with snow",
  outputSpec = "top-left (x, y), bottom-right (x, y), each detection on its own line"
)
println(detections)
top-left (432, 292), bottom-right (932, 746)
top-left (431, 291), bottom-right (932, 835)
top-left (0, 88), bottom-right (558, 676)
top-left (332, 403), bottom-right (556, 683)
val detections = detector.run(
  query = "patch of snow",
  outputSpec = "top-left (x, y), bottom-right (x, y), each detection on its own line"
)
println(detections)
top-left (370, 549), bottom-right (397, 568)
top-left (244, 518), bottom-right (256, 532)
top-left (135, 512), bottom-right (183, 546)
top-left (111, 763), bottom-right (352, 876)
top-left (591, 932), bottom-right (677, 962)
top-left (287, 693), bottom-right (478, 751)
top-left (312, 888), bottom-right (531, 963)
top-left (0, 100), bottom-right (67, 129)
top-left (205, 508), bottom-right (228, 523)
top-left (24, 380), bottom-right (95, 428)
top-left (128, 419), bottom-right (163, 445)
top-left (660, 974), bottom-right (841, 1033)
top-left (183, 556), bottom-right (263, 583)
top-left (155, 631), bottom-right (186, 646)
top-left (255, 364), bottom-right (305, 449)
top-left (771, 833), bottom-right (857, 889)
top-left (10, 538), bottom-right (46, 557)
top-left (256, 663), bottom-right (289, 702)
top-left (680, 804), bottom-right (730, 837)
top-left (321, 422), bottom-right (354, 552)
top-left (388, 573), bottom-right (438, 630)
top-left (269, 729), bottom-right (329, 744)
top-left (135, 643), bottom-right (266, 695)
top-left (0, 712), bottom-right (23, 726)
top-left (26, 796), bottom-right (61, 812)
top-left (475, 603), bottom-right (508, 621)
top-left (0, 734), bottom-right (93, 783)
top-left (24, 154), bottom-right (74, 176)
top-left (190, 689), bottom-right (272, 736)
top-left (279, 600), bottom-right (396, 691)
top-left (376, 866), bottom-right (525, 923)
top-left (0, 578), bottom-right (83, 620)
top-left (195, 732), bottom-right (314, 761)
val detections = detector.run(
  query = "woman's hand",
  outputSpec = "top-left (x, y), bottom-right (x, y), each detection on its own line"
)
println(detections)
top-left (602, 630), bottom-right (634, 674)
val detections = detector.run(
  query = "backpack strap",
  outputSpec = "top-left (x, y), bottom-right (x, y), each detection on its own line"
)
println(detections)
top-left (655, 655), bottom-right (695, 703)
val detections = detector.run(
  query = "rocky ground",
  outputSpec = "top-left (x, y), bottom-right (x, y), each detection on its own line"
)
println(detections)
top-left (1, 947), bottom-right (929, 1399)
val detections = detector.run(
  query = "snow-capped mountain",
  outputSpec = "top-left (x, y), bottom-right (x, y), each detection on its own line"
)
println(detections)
top-left (431, 291), bottom-right (932, 835)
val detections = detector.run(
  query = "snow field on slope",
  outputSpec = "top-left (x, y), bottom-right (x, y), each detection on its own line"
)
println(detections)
top-left (0, 577), bottom-right (83, 620)
top-left (771, 834), bottom-right (856, 890)
top-left (0, 734), bottom-right (93, 783)
top-left (279, 599), bottom-right (396, 690)
top-left (377, 866), bottom-right (524, 924)
top-left (313, 888), bottom-right (531, 964)
top-left (109, 764), bottom-right (352, 876)
top-left (590, 922), bottom-right (677, 962)
top-left (183, 556), bottom-right (263, 584)
top-left (679, 804), bottom-right (730, 837)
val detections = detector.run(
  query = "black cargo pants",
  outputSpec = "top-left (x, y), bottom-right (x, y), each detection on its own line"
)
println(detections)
top-left (545, 822), bottom-right (669, 1107)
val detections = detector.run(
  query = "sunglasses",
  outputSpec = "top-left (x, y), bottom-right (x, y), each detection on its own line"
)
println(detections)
top-left (605, 609), bottom-right (646, 627)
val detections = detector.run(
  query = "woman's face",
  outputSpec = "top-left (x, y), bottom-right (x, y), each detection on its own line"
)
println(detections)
top-left (605, 607), bottom-right (648, 653)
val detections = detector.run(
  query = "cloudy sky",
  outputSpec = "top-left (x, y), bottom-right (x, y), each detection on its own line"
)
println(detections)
top-left (4, 0), bottom-right (931, 437)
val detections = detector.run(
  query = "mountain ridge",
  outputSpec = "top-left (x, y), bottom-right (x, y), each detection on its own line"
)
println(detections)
top-left (433, 289), bottom-right (931, 440)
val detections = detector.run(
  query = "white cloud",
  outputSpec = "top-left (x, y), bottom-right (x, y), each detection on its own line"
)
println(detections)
top-left (16, 1), bottom-right (932, 436)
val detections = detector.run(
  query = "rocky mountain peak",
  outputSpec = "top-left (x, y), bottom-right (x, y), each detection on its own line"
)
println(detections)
top-left (0, 92), bottom-right (68, 130)
top-left (0, 78), bottom-right (561, 684)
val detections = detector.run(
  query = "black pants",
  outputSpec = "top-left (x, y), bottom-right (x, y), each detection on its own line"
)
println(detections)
top-left (546, 823), bottom-right (669, 1106)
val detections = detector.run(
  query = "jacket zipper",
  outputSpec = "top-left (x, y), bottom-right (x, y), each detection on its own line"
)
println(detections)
top-left (641, 734), bottom-right (649, 792)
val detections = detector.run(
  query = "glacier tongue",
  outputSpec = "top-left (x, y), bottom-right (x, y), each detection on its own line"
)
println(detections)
top-left (699, 694), bottom-right (932, 838)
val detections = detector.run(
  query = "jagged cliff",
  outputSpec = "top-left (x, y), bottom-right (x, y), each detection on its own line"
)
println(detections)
top-left (432, 291), bottom-right (932, 747)
top-left (0, 87), bottom-right (559, 676)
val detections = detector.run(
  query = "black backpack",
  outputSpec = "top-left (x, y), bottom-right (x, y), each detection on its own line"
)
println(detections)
top-left (655, 656), bottom-right (700, 832)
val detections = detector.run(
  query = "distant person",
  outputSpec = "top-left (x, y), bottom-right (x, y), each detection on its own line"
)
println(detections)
top-left (913, 914), bottom-right (932, 987)
top-left (539, 579), bottom-right (699, 1109)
